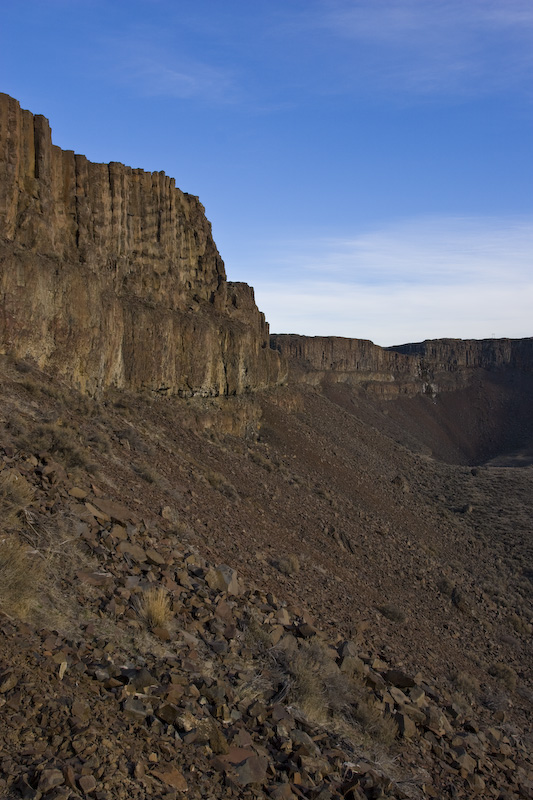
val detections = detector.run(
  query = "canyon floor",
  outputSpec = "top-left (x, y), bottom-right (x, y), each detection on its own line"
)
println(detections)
top-left (0, 354), bottom-right (532, 799)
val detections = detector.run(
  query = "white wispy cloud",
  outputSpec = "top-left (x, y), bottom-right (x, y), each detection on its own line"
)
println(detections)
top-left (311, 0), bottom-right (533, 96)
top-left (235, 215), bottom-right (533, 345)
top-left (96, 36), bottom-right (240, 104)
top-left (260, 280), bottom-right (533, 346)
top-left (255, 216), bottom-right (533, 285)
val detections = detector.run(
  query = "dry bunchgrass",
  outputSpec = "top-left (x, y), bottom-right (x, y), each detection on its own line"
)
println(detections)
top-left (139, 586), bottom-right (172, 628)
top-left (0, 469), bottom-right (34, 530)
top-left (277, 554), bottom-right (300, 576)
top-left (132, 462), bottom-right (160, 484)
top-left (268, 637), bottom-right (398, 744)
top-left (249, 450), bottom-right (273, 472)
top-left (509, 612), bottom-right (532, 636)
top-left (243, 612), bottom-right (272, 654)
top-left (15, 422), bottom-right (94, 470)
top-left (489, 662), bottom-right (517, 691)
top-left (377, 603), bottom-right (406, 623)
top-left (0, 535), bottom-right (45, 618)
top-left (269, 636), bottom-right (345, 725)
top-left (451, 670), bottom-right (481, 703)
top-left (205, 469), bottom-right (238, 500)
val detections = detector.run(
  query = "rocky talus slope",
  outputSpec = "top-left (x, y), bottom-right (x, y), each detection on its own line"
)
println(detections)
top-left (0, 94), bottom-right (285, 396)
top-left (0, 357), bottom-right (532, 800)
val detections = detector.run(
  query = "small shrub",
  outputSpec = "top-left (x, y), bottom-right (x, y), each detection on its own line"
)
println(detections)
top-left (139, 587), bottom-right (172, 628)
top-left (87, 428), bottom-right (111, 454)
top-left (19, 378), bottom-right (40, 396)
top-left (452, 670), bottom-right (480, 698)
top-left (17, 422), bottom-right (91, 469)
top-left (133, 462), bottom-right (160, 484)
top-left (116, 427), bottom-right (153, 455)
top-left (378, 603), bottom-right (406, 623)
top-left (270, 637), bottom-right (349, 725)
top-left (451, 587), bottom-right (470, 613)
top-left (0, 536), bottom-right (44, 618)
top-left (249, 451), bottom-right (272, 472)
top-left (206, 470), bottom-right (238, 500)
top-left (489, 662), bottom-right (517, 691)
top-left (437, 576), bottom-right (454, 596)
top-left (13, 359), bottom-right (33, 374)
top-left (509, 613), bottom-right (532, 636)
top-left (243, 612), bottom-right (272, 654)
top-left (268, 637), bottom-right (397, 743)
top-left (276, 554), bottom-right (300, 576)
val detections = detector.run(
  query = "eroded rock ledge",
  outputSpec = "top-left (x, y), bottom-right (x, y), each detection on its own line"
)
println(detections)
top-left (271, 334), bottom-right (533, 397)
top-left (0, 94), bottom-right (285, 396)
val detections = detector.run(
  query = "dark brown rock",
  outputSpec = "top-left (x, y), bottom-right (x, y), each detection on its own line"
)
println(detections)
top-left (152, 766), bottom-right (188, 792)
top-left (38, 769), bottom-right (65, 793)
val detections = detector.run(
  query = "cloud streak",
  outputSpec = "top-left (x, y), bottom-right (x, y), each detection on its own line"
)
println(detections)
top-left (259, 280), bottom-right (533, 346)
top-left (234, 215), bottom-right (533, 346)
top-left (312, 0), bottom-right (533, 96)
top-left (96, 35), bottom-right (240, 104)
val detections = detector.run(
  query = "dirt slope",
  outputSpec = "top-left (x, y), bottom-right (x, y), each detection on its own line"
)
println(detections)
top-left (0, 355), bottom-right (532, 799)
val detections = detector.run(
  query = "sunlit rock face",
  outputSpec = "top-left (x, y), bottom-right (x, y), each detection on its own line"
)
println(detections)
top-left (0, 93), bottom-right (286, 396)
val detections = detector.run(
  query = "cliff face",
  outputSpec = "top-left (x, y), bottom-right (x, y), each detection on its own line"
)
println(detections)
top-left (389, 337), bottom-right (533, 372)
top-left (0, 94), bottom-right (285, 395)
top-left (270, 334), bottom-right (422, 397)
top-left (271, 334), bottom-right (533, 397)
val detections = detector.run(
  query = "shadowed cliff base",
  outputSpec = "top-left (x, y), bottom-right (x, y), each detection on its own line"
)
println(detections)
top-left (271, 334), bottom-right (533, 467)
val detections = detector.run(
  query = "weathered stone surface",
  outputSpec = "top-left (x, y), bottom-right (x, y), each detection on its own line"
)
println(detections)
top-left (271, 333), bottom-right (533, 398)
top-left (396, 712), bottom-right (417, 739)
top-left (0, 93), bottom-right (286, 397)
top-left (38, 769), bottom-right (65, 793)
top-left (383, 669), bottom-right (416, 688)
top-left (205, 564), bottom-right (241, 595)
top-left (235, 755), bottom-right (268, 786)
top-left (152, 766), bottom-right (188, 791)
top-left (78, 774), bottom-right (97, 794)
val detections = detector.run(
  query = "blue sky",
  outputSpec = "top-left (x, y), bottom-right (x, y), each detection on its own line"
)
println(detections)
top-left (2, 0), bottom-right (532, 345)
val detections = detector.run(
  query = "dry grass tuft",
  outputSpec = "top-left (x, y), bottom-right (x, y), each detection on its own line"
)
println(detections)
top-left (452, 670), bottom-right (480, 698)
top-left (0, 535), bottom-right (45, 618)
top-left (205, 469), bottom-right (238, 500)
top-left (489, 662), bottom-right (517, 691)
top-left (133, 462), bottom-right (161, 484)
top-left (377, 603), bottom-right (406, 623)
top-left (0, 470), bottom-right (34, 530)
top-left (269, 637), bottom-right (346, 725)
top-left (15, 422), bottom-right (94, 470)
top-left (268, 637), bottom-right (398, 744)
top-left (139, 586), bottom-right (172, 628)
top-left (277, 554), bottom-right (300, 576)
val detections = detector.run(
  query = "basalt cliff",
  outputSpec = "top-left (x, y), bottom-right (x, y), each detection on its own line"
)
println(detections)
top-left (0, 93), bottom-right (285, 397)
top-left (271, 333), bottom-right (533, 397)
top-left (2, 94), bottom-right (533, 408)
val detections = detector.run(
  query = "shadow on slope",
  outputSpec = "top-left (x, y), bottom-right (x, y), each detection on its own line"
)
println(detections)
top-left (323, 370), bottom-right (533, 467)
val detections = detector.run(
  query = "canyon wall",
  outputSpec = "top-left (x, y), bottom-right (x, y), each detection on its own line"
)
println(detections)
top-left (389, 338), bottom-right (533, 372)
top-left (0, 93), bottom-right (285, 395)
top-left (271, 334), bottom-right (533, 397)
